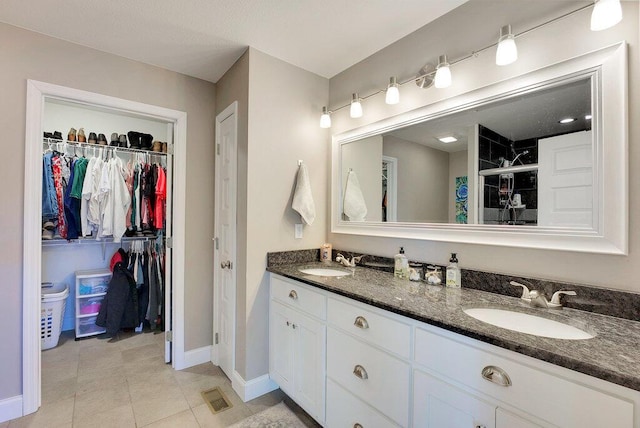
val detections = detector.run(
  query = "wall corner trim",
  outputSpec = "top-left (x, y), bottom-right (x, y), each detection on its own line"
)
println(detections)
top-left (231, 371), bottom-right (278, 402)
top-left (0, 395), bottom-right (23, 423)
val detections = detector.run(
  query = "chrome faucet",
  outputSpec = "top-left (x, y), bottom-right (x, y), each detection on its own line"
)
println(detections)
top-left (335, 253), bottom-right (363, 267)
top-left (510, 281), bottom-right (576, 309)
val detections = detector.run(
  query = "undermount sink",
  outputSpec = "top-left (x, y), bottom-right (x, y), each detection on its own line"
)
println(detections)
top-left (463, 307), bottom-right (595, 340)
top-left (299, 268), bottom-right (352, 277)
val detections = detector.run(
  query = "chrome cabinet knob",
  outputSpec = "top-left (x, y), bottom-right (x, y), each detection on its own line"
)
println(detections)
top-left (353, 315), bottom-right (369, 329)
top-left (288, 290), bottom-right (298, 300)
top-left (481, 365), bottom-right (512, 387)
top-left (354, 424), bottom-right (364, 428)
top-left (220, 260), bottom-right (232, 269)
top-left (353, 364), bottom-right (368, 380)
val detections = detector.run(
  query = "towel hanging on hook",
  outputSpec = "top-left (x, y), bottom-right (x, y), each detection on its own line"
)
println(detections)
top-left (291, 161), bottom-right (316, 225)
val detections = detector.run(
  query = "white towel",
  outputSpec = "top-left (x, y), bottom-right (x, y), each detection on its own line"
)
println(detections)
top-left (343, 170), bottom-right (367, 221)
top-left (292, 163), bottom-right (316, 225)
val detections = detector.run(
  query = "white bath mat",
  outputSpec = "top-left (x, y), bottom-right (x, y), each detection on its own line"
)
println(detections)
top-left (228, 402), bottom-right (307, 428)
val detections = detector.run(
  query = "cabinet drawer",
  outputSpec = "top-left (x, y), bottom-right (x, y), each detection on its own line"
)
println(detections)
top-left (326, 378), bottom-right (401, 428)
top-left (328, 297), bottom-right (411, 359)
top-left (415, 327), bottom-right (634, 428)
top-left (271, 275), bottom-right (326, 320)
top-left (327, 327), bottom-right (409, 427)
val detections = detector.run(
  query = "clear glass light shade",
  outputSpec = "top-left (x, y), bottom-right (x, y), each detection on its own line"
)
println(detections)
top-left (496, 30), bottom-right (518, 66)
top-left (385, 77), bottom-right (400, 105)
top-left (350, 93), bottom-right (363, 118)
top-left (320, 112), bottom-right (331, 128)
top-left (434, 57), bottom-right (452, 89)
top-left (591, 0), bottom-right (622, 31)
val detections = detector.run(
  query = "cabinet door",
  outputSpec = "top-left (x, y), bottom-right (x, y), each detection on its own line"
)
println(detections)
top-left (496, 408), bottom-right (542, 428)
top-left (413, 369), bottom-right (495, 428)
top-left (293, 309), bottom-right (326, 423)
top-left (269, 300), bottom-right (295, 396)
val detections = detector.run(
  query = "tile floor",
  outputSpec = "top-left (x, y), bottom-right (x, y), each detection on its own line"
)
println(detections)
top-left (4, 330), bottom-right (320, 427)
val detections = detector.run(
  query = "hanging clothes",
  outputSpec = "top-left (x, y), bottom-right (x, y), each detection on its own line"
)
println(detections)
top-left (42, 152), bottom-right (58, 220)
top-left (51, 155), bottom-right (67, 238)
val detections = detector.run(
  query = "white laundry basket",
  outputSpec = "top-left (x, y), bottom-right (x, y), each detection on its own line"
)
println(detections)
top-left (41, 282), bottom-right (69, 350)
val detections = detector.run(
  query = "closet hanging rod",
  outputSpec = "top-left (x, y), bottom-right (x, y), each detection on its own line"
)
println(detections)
top-left (42, 138), bottom-right (168, 157)
top-left (41, 235), bottom-right (162, 247)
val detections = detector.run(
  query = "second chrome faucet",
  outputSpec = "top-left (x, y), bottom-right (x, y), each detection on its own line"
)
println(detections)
top-left (510, 281), bottom-right (576, 309)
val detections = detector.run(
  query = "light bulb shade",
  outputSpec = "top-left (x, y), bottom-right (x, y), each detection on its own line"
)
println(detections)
top-left (320, 107), bottom-right (331, 128)
top-left (385, 76), bottom-right (400, 105)
top-left (591, 0), bottom-right (622, 31)
top-left (350, 93), bottom-right (363, 118)
top-left (434, 55), bottom-right (451, 89)
top-left (496, 26), bottom-right (518, 66)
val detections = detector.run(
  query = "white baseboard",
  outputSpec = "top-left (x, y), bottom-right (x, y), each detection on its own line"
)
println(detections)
top-left (232, 371), bottom-right (278, 402)
top-left (176, 345), bottom-right (212, 370)
top-left (0, 395), bottom-right (23, 423)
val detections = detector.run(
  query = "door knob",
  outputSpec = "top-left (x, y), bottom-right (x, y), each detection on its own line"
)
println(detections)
top-left (220, 260), bottom-right (232, 269)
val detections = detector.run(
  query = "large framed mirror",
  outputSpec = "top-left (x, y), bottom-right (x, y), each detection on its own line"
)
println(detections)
top-left (331, 42), bottom-right (627, 254)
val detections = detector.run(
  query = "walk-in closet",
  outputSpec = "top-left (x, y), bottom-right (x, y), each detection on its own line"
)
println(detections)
top-left (39, 97), bottom-right (175, 384)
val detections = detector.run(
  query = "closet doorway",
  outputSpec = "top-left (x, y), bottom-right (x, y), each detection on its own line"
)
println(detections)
top-left (23, 80), bottom-right (188, 416)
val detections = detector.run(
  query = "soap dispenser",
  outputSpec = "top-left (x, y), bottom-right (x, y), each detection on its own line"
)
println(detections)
top-left (394, 247), bottom-right (409, 279)
top-left (446, 253), bottom-right (461, 288)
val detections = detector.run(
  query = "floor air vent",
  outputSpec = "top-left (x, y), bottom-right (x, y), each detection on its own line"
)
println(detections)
top-left (201, 386), bottom-right (233, 414)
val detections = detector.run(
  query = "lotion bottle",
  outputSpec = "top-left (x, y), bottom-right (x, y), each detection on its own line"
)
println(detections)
top-left (446, 253), bottom-right (461, 288)
top-left (394, 247), bottom-right (409, 279)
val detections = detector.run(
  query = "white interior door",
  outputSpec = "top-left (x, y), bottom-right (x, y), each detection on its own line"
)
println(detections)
top-left (538, 130), bottom-right (593, 227)
top-left (213, 102), bottom-right (237, 378)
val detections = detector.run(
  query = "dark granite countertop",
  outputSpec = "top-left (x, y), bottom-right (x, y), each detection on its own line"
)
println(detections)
top-left (267, 261), bottom-right (640, 392)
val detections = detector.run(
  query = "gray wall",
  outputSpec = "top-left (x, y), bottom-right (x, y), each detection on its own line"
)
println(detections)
top-left (215, 50), bottom-right (250, 379)
top-left (342, 136), bottom-right (383, 222)
top-left (0, 23), bottom-right (216, 400)
top-left (328, 0), bottom-right (640, 293)
top-left (215, 48), bottom-right (329, 380)
top-left (383, 135), bottom-right (449, 223)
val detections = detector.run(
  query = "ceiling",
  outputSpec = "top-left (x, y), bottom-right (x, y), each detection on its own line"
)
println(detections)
top-left (0, 0), bottom-right (467, 83)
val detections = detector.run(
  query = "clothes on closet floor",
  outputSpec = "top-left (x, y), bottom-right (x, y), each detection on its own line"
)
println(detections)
top-left (41, 148), bottom-right (167, 241)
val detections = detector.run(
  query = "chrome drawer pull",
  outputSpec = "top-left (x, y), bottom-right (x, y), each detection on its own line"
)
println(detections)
top-left (481, 365), bottom-right (512, 387)
top-left (288, 290), bottom-right (298, 300)
top-left (354, 424), bottom-right (364, 428)
top-left (353, 364), bottom-right (368, 380)
top-left (353, 316), bottom-right (369, 329)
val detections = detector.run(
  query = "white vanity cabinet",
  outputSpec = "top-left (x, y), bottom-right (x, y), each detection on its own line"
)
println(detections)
top-left (268, 274), bottom-right (640, 428)
top-left (269, 275), bottom-right (326, 424)
top-left (327, 296), bottom-right (412, 427)
top-left (414, 325), bottom-right (635, 428)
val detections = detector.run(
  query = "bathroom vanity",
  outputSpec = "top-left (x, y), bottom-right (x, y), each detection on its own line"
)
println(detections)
top-left (267, 262), bottom-right (640, 428)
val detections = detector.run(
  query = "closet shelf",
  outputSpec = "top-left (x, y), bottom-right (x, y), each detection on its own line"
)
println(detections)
top-left (42, 138), bottom-right (169, 156)
top-left (42, 235), bottom-right (161, 246)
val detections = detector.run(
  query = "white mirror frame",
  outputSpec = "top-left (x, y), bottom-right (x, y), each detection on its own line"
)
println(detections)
top-left (331, 42), bottom-right (627, 255)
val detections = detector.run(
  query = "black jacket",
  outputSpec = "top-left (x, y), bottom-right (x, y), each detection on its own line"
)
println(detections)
top-left (96, 261), bottom-right (139, 335)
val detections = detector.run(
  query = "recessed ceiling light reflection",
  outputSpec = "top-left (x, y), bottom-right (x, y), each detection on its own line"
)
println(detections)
top-left (438, 136), bottom-right (458, 143)
top-left (559, 117), bottom-right (577, 124)
top-left (585, 114), bottom-right (592, 120)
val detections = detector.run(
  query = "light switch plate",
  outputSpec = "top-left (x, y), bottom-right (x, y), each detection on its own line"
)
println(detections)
top-left (295, 224), bottom-right (303, 239)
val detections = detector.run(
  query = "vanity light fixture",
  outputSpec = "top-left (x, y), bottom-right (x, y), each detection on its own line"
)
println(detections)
top-left (591, 0), bottom-right (622, 31)
top-left (319, 2), bottom-right (606, 128)
top-left (320, 106), bottom-right (332, 128)
top-left (350, 93), bottom-right (363, 118)
top-left (385, 77), bottom-right (400, 105)
top-left (559, 117), bottom-right (577, 124)
top-left (496, 25), bottom-right (518, 66)
top-left (434, 55), bottom-right (452, 88)
top-left (438, 136), bottom-right (458, 143)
